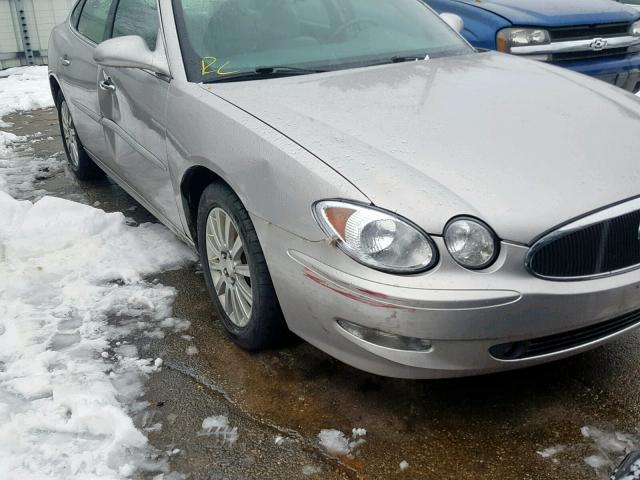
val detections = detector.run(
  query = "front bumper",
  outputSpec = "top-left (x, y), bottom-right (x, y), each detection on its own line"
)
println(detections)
top-left (253, 215), bottom-right (640, 379)
top-left (594, 69), bottom-right (640, 93)
top-left (553, 53), bottom-right (640, 93)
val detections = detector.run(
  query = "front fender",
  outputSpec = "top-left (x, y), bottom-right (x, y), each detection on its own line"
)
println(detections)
top-left (166, 81), bottom-right (370, 242)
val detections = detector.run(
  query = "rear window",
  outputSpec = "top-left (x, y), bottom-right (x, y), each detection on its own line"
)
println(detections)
top-left (77, 0), bottom-right (114, 43)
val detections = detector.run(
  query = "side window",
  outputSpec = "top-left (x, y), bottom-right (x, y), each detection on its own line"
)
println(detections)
top-left (112, 0), bottom-right (159, 50)
top-left (70, 0), bottom-right (85, 28)
top-left (77, 0), bottom-right (113, 43)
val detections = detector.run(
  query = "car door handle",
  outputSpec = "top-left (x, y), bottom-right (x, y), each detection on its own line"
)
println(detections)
top-left (61, 55), bottom-right (71, 66)
top-left (99, 78), bottom-right (116, 92)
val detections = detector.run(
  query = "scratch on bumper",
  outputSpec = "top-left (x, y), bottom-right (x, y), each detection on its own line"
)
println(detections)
top-left (289, 250), bottom-right (522, 311)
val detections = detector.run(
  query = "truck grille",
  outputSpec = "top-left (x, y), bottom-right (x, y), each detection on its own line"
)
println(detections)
top-left (489, 308), bottom-right (640, 360)
top-left (549, 23), bottom-right (631, 41)
top-left (551, 47), bottom-right (629, 62)
top-left (546, 23), bottom-right (634, 62)
top-left (527, 209), bottom-right (640, 279)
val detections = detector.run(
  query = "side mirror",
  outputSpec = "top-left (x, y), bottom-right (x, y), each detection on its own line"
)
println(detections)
top-left (440, 13), bottom-right (464, 34)
top-left (93, 35), bottom-right (170, 76)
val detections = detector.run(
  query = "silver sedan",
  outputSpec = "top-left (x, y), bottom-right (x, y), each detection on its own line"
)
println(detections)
top-left (48, 0), bottom-right (640, 378)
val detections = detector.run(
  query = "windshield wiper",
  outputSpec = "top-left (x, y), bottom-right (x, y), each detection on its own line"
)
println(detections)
top-left (204, 66), bottom-right (328, 83)
top-left (391, 55), bottom-right (428, 63)
top-left (255, 66), bottom-right (328, 74)
top-left (358, 54), bottom-right (429, 69)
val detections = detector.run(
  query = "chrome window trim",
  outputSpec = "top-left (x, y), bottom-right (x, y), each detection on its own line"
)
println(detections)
top-left (68, 0), bottom-right (98, 48)
top-left (69, 0), bottom-right (105, 47)
top-left (511, 35), bottom-right (640, 55)
top-left (69, 0), bottom-right (85, 29)
top-left (69, 23), bottom-right (98, 48)
top-left (526, 197), bottom-right (640, 281)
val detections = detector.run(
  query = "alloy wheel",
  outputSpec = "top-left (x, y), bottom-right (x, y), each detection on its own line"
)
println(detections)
top-left (205, 207), bottom-right (253, 327)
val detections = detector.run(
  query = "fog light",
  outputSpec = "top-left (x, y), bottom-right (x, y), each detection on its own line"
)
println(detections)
top-left (337, 319), bottom-right (432, 352)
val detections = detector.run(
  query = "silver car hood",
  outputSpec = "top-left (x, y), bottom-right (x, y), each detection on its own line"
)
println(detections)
top-left (204, 52), bottom-right (640, 244)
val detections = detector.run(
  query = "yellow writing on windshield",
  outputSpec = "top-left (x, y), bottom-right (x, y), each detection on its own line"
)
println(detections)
top-left (201, 57), bottom-right (217, 75)
top-left (201, 57), bottom-right (240, 77)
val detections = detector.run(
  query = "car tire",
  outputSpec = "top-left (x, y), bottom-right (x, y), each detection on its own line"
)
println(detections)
top-left (56, 90), bottom-right (104, 180)
top-left (197, 182), bottom-right (289, 351)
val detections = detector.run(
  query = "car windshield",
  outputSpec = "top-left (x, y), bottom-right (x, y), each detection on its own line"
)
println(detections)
top-left (172, 0), bottom-right (473, 83)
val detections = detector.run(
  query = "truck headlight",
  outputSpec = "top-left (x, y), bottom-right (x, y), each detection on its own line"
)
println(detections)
top-left (497, 28), bottom-right (551, 53)
top-left (314, 200), bottom-right (438, 274)
top-left (631, 20), bottom-right (640, 37)
top-left (444, 217), bottom-right (499, 270)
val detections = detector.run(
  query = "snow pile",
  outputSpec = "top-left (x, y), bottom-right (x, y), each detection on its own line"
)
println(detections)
top-left (581, 426), bottom-right (637, 472)
top-left (0, 66), bottom-right (63, 199)
top-left (0, 130), bottom-right (23, 157)
top-left (0, 130), bottom-right (62, 199)
top-left (0, 66), bottom-right (54, 123)
top-left (537, 445), bottom-right (564, 459)
top-left (318, 427), bottom-right (366, 457)
top-left (199, 415), bottom-right (239, 444)
top-left (186, 345), bottom-right (199, 356)
top-left (302, 465), bottom-right (321, 476)
top-left (584, 455), bottom-right (610, 469)
top-left (0, 190), bottom-right (195, 478)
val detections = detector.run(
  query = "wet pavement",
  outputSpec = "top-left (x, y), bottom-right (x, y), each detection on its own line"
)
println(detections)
top-left (5, 107), bottom-right (640, 480)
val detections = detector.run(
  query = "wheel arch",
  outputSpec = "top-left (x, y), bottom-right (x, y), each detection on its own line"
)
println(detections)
top-left (180, 165), bottom-right (235, 245)
top-left (49, 74), bottom-right (62, 107)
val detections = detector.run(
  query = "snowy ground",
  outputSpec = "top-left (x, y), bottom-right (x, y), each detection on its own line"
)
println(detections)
top-left (0, 67), bottom-right (54, 125)
top-left (0, 67), bottom-right (195, 480)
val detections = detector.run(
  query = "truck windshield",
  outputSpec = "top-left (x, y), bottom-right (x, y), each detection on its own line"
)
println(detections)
top-left (172, 0), bottom-right (472, 82)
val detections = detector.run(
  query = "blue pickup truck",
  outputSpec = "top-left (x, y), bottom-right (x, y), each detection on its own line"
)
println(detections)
top-left (426, 0), bottom-right (640, 93)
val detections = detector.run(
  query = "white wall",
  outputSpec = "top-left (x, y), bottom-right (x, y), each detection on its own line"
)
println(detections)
top-left (0, 0), bottom-right (75, 69)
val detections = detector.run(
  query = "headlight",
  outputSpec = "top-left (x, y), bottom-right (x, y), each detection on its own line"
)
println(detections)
top-left (314, 200), bottom-right (438, 274)
top-left (497, 28), bottom-right (551, 53)
top-left (444, 217), bottom-right (499, 270)
top-left (631, 20), bottom-right (640, 37)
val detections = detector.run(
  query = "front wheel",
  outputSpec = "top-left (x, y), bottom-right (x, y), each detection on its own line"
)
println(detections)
top-left (197, 182), bottom-right (288, 350)
top-left (56, 90), bottom-right (103, 180)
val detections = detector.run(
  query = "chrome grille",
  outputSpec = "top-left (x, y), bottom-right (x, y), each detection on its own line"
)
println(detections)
top-left (510, 23), bottom-right (640, 62)
top-left (548, 23), bottom-right (634, 62)
top-left (548, 23), bottom-right (631, 42)
top-left (551, 46), bottom-right (629, 62)
top-left (527, 202), bottom-right (640, 280)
